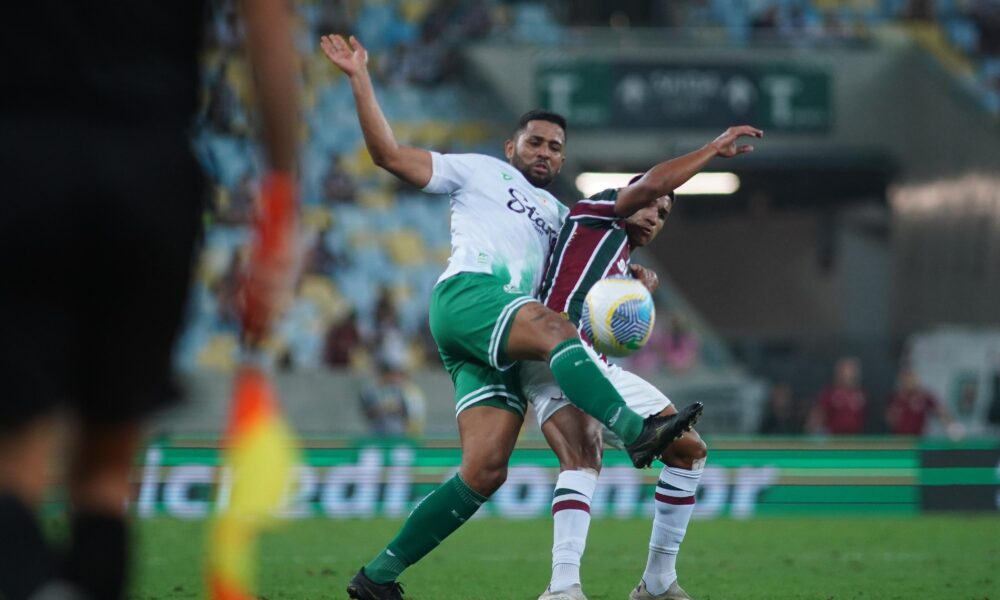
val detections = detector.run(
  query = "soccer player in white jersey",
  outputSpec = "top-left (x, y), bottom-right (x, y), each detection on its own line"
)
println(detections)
top-left (522, 126), bottom-right (763, 600)
top-left (320, 34), bottom-right (703, 600)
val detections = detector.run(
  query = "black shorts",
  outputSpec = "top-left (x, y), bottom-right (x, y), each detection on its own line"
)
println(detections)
top-left (0, 115), bottom-right (205, 431)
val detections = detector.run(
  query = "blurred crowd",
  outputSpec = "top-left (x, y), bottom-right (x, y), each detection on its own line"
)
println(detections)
top-left (181, 1), bottom-right (997, 437)
top-left (183, 0), bottom-right (717, 381)
top-left (184, 0), bottom-right (716, 438)
top-left (537, 0), bottom-right (1000, 113)
top-left (759, 354), bottom-right (1000, 437)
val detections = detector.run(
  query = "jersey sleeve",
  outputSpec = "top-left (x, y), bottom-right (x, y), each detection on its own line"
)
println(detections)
top-left (568, 188), bottom-right (621, 225)
top-left (422, 152), bottom-right (479, 194)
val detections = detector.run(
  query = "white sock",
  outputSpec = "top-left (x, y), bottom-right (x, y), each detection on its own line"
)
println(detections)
top-left (549, 469), bottom-right (598, 592)
top-left (642, 465), bottom-right (703, 595)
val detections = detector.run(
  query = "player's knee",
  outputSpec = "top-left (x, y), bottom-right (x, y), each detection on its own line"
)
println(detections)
top-left (538, 313), bottom-right (578, 358)
top-left (691, 437), bottom-right (708, 468)
top-left (661, 431), bottom-right (707, 468)
top-left (461, 463), bottom-right (508, 497)
top-left (688, 434), bottom-right (708, 461)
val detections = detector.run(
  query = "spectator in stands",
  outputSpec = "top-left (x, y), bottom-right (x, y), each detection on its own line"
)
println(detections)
top-left (359, 345), bottom-right (426, 437)
top-left (759, 382), bottom-right (801, 434)
top-left (626, 313), bottom-right (699, 374)
top-left (989, 359), bottom-right (1000, 427)
top-left (885, 366), bottom-right (954, 435)
top-left (212, 250), bottom-right (248, 329)
top-left (205, 63), bottom-right (242, 134)
top-left (207, 0), bottom-right (244, 50)
top-left (303, 224), bottom-right (347, 276)
top-left (213, 173), bottom-right (256, 225)
top-left (971, 0), bottom-right (1000, 55)
top-left (458, 0), bottom-right (494, 40)
top-left (663, 314), bottom-right (700, 373)
top-left (401, 22), bottom-right (455, 85)
top-left (956, 377), bottom-right (987, 435)
top-left (323, 309), bottom-right (364, 368)
top-left (820, 10), bottom-right (853, 42)
top-left (321, 153), bottom-right (357, 203)
top-left (807, 357), bottom-right (868, 435)
top-left (904, 0), bottom-right (936, 21)
top-left (751, 4), bottom-right (780, 39)
top-left (315, 0), bottom-right (354, 39)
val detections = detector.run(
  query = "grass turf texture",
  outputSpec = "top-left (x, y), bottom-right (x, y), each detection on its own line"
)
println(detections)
top-left (130, 516), bottom-right (999, 599)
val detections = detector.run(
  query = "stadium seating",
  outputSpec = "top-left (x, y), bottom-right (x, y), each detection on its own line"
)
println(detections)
top-left (185, 0), bottom-right (997, 379)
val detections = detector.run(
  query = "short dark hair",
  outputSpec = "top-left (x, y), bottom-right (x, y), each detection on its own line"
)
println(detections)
top-left (515, 109), bottom-right (567, 137)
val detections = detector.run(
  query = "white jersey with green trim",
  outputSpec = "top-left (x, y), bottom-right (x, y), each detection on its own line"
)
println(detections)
top-left (424, 152), bottom-right (568, 296)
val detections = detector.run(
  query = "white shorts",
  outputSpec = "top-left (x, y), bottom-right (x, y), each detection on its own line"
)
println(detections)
top-left (520, 344), bottom-right (671, 449)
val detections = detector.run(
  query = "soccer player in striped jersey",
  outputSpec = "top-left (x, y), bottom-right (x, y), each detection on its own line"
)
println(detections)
top-left (522, 125), bottom-right (763, 600)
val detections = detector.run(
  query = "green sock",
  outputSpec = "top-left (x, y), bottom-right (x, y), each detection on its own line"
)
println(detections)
top-left (365, 474), bottom-right (487, 583)
top-left (548, 338), bottom-right (644, 444)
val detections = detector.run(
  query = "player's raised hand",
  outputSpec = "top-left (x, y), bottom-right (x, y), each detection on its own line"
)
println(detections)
top-left (320, 34), bottom-right (368, 78)
top-left (629, 263), bottom-right (660, 293)
top-left (710, 125), bottom-right (763, 158)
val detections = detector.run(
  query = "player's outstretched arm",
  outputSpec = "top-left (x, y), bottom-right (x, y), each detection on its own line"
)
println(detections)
top-left (320, 34), bottom-right (432, 189)
top-left (614, 125), bottom-right (763, 218)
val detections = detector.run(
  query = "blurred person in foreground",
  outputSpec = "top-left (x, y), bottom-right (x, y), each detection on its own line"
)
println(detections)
top-left (885, 366), bottom-right (957, 437)
top-left (807, 357), bottom-right (868, 435)
top-left (0, 2), bottom-right (298, 599)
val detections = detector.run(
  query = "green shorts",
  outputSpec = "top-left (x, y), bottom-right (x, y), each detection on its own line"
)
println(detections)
top-left (429, 272), bottom-right (536, 417)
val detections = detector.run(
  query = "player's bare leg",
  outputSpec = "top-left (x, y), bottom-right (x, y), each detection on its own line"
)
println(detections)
top-left (506, 302), bottom-right (702, 469)
top-left (349, 405), bottom-right (522, 600)
top-left (68, 421), bottom-right (145, 514)
top-left (538, 406), bottom-right (604, 600)
top-left (541, 406), bottom-right (604, 473)
top-left (58, 421), bottom-right (146, 599)
top-left (0, 416), bottom-right (60, 598)
top-left (631, 405), bottom-right (707, 600)
top-left (457, 405), bottom-right (524, 496)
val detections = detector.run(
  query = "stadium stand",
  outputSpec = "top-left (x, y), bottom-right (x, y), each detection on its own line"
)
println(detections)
top-left (176, 0), bottom-right (997, 437)
top-left (185, 0), bottom-right (717, 377)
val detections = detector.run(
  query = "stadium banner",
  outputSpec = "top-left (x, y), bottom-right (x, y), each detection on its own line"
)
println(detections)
top-left (131, 437), bottom-right (998, 520)
top-left (536, 60), bottom-right (831, 132)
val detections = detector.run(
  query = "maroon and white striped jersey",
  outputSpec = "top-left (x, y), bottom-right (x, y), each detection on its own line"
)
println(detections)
top-left (538, 188), bottom-right (630, 326)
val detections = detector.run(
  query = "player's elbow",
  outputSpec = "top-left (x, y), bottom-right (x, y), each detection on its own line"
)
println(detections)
top-left (369, 148), bottom-right (393, 169)
top-left (614, 180), bottom-right (659, 217)
top-left (371, 151), bottom-right (417, 185)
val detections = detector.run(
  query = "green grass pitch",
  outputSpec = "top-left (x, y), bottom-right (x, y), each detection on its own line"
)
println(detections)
top-left (130, 516), bottom-right (999, 599)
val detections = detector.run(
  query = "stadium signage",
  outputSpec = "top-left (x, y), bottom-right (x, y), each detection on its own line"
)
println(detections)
top-left (133, 445), bottom-right (778, 520)
top-left (919, 446), bottom-right (1000, 511)
top-left (128, 438), bottom-right (999, 519)
top-left (536, 61), bottom-right (831, 132)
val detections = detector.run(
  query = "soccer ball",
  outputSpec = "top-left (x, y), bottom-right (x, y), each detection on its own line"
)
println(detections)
top-left (579, 277), bottom-right (656, 357)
